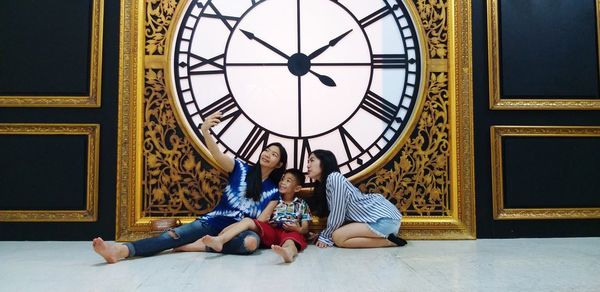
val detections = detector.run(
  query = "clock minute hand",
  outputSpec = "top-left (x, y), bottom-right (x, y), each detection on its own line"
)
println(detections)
top-left (240, 29), bottom-right (290, 60)
top-left (308, 29), bottom-right (353, 60)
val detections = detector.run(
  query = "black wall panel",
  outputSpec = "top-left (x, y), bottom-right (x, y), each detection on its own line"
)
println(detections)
top-left (503, 136), bottom-right (600, 208)
top-left (0, 135), bottom-right (87, 210)
top-left (2, 0), bottom-right (600, 239)
top-left (474, 0), bottom-right (600, 238)
top-left (0, 0), bottom-right (92, 96)
top-left (0, 0), bottom-right (118, 240)
top-left (500, 0), bottom-right (599, 98)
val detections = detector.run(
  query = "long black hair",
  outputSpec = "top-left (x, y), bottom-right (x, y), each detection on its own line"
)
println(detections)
top-left (245, 142), bottom-right (288, 201)
top-left (307, 149), bottom-right (340, 216)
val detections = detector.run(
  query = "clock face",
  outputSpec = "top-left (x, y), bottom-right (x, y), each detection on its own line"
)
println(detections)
top-left (168, 0), bottom-right (424, 179)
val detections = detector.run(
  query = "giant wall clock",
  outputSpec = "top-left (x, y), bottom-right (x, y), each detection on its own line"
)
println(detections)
top-left (167, 0), bottom-right (426, 179)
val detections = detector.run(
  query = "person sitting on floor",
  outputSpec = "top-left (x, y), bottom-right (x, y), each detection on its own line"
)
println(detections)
top-left (182, 168), bottom-right (311, 263)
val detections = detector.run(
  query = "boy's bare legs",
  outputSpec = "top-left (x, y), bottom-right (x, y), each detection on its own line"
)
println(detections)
top-left (271, 240), bottom-right (298, 263)
top-left (201, 218), bottom-right (258, 252)
top-left (92, 237), bottom-right (129, 263)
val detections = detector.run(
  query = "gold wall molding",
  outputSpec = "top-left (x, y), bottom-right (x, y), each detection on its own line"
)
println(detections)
top-left (487, 0), bottom-right (600, 110)
top-left (359, 72), bottom-right (451, 217)
top-left (0, 0), bottom-right (104, 108)
top-left (0, 124), bottom-right (100, 222)
top-left (117, 0), bottom-right (475, 241)
top-left (490, 125), bottom-right (600, 220)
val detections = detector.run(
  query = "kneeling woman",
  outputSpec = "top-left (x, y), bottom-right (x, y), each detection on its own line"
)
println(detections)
top-left (307, 150), bottom-right (406, 248)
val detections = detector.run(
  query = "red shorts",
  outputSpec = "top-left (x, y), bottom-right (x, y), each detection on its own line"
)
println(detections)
top-left (253, 219), bottom-right (308, 251)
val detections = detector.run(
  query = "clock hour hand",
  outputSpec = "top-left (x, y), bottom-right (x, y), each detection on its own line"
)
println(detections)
top-left (240, 29), bottom-right (290, 60)
top-left (309, 69), bottom-right (336, 87)
top-left (308, 29), bottom-right (353, 60)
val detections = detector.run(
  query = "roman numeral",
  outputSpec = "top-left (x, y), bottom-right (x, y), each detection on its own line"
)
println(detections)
top-left (294, 139), bottom-right (312, 171)
top-left (373, 54), bottom-right (407, 69)
top-left (359, 5), bottom-right (399, 28)
top-left (361, 91), bottom-right (400, 124)
top-left (238, 126), bottom-right (270, 161)
top-left (198, 94), bottom-right (242, 138)
top-left (199, 94), bottom-right (237, 118)
top-left (183, 53), bottom-right (224, 75)
top-left (189, 53), bottom-right (224, 70)
top-left (338, 127), bottom-right (365, 162)
top-left (200, 2), bottom-right (241, 32)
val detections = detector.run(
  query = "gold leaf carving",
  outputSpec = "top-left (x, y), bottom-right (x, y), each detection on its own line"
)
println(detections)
top-left (143, 68), bottom-right (227, 216)
top-left (145, 0), bottom-right (179, 55)
top-left (414, 0), bottom-right (448, 59)
top-left (359, 72), bottom-right (450, 216)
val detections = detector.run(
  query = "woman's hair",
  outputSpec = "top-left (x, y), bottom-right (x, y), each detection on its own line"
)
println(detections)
top-left (245, 142), bottom-right (288, 201)
top-left (307, 149), bottom-right (340, 216)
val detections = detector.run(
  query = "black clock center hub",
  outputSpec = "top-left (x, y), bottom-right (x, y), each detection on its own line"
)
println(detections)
top-left (287, 53), bottom-right (311, 76)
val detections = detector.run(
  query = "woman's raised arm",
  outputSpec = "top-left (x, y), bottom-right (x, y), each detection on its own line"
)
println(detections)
top-left (200, 112), bottom-right (235, 173)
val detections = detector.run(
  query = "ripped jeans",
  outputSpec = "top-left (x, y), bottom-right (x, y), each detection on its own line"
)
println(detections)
top-left (123, 218), bottom-right (259, 257)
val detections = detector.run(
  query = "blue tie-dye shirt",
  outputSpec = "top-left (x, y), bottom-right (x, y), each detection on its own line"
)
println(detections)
top-left (200, 159), bottom-right (280, 230)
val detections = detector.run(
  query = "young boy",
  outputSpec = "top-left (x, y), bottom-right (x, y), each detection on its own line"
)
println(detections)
top-left (201, 168), bottom-right (311, 263)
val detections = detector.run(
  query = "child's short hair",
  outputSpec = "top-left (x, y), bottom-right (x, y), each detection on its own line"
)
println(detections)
top-left (284, 168), bottom-right (305, 186)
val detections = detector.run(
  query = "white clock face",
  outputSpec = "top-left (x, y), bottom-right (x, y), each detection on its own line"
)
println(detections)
top-left (169, 0), bottom-right (424, 178)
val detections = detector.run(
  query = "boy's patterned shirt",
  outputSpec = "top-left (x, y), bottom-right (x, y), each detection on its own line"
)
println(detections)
top-left (269, 197), bottom-right (311, 224)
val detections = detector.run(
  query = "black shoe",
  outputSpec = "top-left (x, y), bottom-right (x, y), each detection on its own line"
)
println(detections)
top-left (387, 233), bottom-right (407, 246)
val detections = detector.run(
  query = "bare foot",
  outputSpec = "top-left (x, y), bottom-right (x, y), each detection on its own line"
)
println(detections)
top-left (172, 238), bottom-right (207, 252)
top-left (201, 235), bottom-right (224, 252)
top-left (92, 237), bottom-right (121, 264)
top-left (271, 244), bottom-right (295, 263)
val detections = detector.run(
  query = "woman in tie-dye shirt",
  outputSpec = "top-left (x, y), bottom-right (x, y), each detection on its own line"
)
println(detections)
top-left (92, 112), bottom-right (287, 263)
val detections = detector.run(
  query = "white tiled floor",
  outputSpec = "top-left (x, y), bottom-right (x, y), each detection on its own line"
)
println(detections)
top-left (1, 238), bottom-right (599, 292)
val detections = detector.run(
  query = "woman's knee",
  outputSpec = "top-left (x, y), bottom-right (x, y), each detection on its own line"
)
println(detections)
top-left (162, 220), bottom-right (206, 241)
top-left (332, 230), bottom-right (346, 247)
top-left (243, 236), bottom-right (259, 251)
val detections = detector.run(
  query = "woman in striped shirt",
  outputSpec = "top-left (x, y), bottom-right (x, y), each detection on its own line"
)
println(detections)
top-left (307, 150), bottom-right (406, 248)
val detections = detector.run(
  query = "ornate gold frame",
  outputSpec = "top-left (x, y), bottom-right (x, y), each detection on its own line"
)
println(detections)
top-left (117, 0), bottom-right (476, 241)
top-left (487, 0), bottom-right (600, 110)
top-left (0, 0), bottom-right (104, 108)
top-left (490, 125), bottom-right (600, 220)
top-left (0, 124), bottom-right (100, 222)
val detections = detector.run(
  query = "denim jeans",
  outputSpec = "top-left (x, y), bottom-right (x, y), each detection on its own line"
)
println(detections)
top-left (123, 219), bottom-right (259, 257)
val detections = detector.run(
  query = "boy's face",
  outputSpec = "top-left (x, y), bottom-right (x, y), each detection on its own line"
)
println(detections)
top-left (278, 173), bottom-right (300, 195)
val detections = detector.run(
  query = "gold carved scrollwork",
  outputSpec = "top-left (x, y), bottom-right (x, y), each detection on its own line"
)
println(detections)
top-left (117, 0), bottom-right (475, 240)
top-left (145, 0), bottom-right (179, 55)
top-left (359, 72), bottom-right (450, 216)
top-left (143, 69), bottom-right (227, 216)
top-left (414, 0), bottom-right (448, 59)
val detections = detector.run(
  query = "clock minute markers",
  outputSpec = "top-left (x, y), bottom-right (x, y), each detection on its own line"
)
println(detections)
top-left (173, 0), bottom-right (422, 179)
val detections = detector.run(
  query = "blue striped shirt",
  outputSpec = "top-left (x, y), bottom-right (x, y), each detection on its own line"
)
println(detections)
top-left (318, 172), bottom-right (402, 246)
top-left (201, 159), bottom-right (280, 230)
